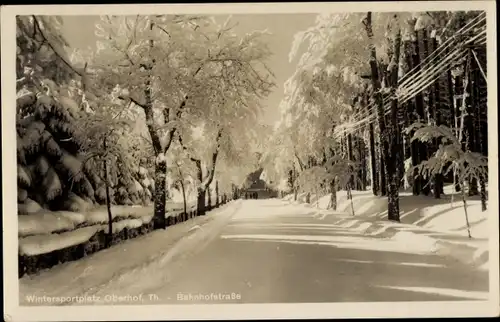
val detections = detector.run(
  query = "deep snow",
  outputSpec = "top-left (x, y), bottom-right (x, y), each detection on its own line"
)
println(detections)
top-left (285, 185), bottom-right (490, 270)
top-left (297, 185), bottom-right (489, 239)
top-left (18, 200), bottom-right (202, 256)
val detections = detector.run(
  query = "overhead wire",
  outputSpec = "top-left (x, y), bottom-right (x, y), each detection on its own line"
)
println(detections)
top-left (331, 17), bottom-right (486, 139)
top-left (398, 12), bottom-right (486, 88)
top-left (342, 16), bottom-right (486, 129)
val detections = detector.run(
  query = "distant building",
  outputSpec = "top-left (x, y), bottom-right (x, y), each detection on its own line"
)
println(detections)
top-left (242, 168), bottom-right (278, 199)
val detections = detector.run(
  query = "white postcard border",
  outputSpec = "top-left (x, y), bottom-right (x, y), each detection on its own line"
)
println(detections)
top-left (2, 2), bottom-right (498, 321)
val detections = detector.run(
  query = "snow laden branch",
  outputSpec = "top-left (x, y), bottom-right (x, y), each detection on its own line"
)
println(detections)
top-left (178, 127), bottom-right (223, 192)
top-left (177, 126), bottom-right (223, 216)
top-left (405, 118), bottom-right (488, 238)
top-left (87, 15), bottom-right (275, 225)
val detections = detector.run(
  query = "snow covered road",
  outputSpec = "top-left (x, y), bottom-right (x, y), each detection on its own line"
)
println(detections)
top-left (19, 199), bottom-right (489, 305)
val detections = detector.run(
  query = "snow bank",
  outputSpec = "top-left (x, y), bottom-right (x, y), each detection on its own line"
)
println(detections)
top-left (57, 211), bottom-right (87, 225)
top-left (84, 206), bottom-right (154, 224)
top-left (101, 219), bottom-right (144, 234)
top-left (291, 185), bottom-right (490, 239)
top-left (19, 199), bottom-right (232, 267)
top-left (284, 186), bottom-right (491, 270)
top-left (18, 212), bottom-right (84, 237)
top-left (139, 214), bottom-right (154, 224)
top-left (19, 210), bottom-right (192, 257)
top-left (169, 190), bottom-right (197, 206)
top-left (19, 226), bottom-right (103, 256)
top-left (18, 198), bottom-right (43, 214)
top-left (18, 205), bottom-right (157, 236)
top-left (18, 206), bottom-right (153, 237)
top-left (84, 203), bottom-right (195, 225)
top-left (391, 231), bottom-right (439, 253)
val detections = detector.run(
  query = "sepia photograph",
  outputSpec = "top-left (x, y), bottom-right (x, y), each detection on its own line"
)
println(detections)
top-left (2, 1), bottom-right (498, 321)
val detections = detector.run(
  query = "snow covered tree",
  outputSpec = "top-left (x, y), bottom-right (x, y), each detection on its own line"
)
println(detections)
top-left (88, 15), bottom-right (274, 223)
top-left (406, 47), bottom-right (488, 238)
top-left (16, 15), bottom-right (156, 216)
top-left (268, 10), bottom-right (487, 225)
top-left (406, 121), bottom-right (487, 238)
top-left (16, 15), bottom-right (97, 214)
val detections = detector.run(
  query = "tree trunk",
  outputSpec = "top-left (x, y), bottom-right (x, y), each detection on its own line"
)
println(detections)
top-left (479, 175), bottom-right (487, 211)
top-left (175, 162), bottom-right (187, 216)
top-left (403, 32), bottom-right (418, 195)
top-left (288, 168), bottom-right (294, 195)
top-left (197, 188), bottom-right (206, 216)
top-left (368, 123), bottom-right (379, 195)
top-left (467, 171), bottom-right (478, 197)
top-left (348, 184), bottom-right (355, 216)
top-left (340, 135), bottom-right (345, 158)
top-left (292, 166), bottom-right (298, 201)
top-left (366, 91), bottom-right (379, 196)
top-left (447, 60), bottom-right (456, 132)
top-left (386, 25), bottom-right (402, 222)
top-left (410, 140), bottom-right (421, 195)
top-left (408, 42), bottom-right (421, 196)
top-left (467, 59), bottom-right (479, 196)
top-left (103, 152), bottom-right (113, 247)
top-left (453, 73), bottom-right (462, 192)
top-left (418, 28), bottom-right (431, 196)
top-left (430, 31), bottom-right (444, 199)
top-left (364, 12), bottom-right (389, 200)
top-left (358, 136), bottom-right (367, 190)
top-left (446, 57), bottom-right (461, 192)
top-left (215, 180), bottom-right (220, 207)
top-left (153, 156), bottom-right (167, 229)
top-left (379, 141), bottom-right (387, 196)
top-left (411, 27), bottom-right (427, 195)
top-left (232, 185), bottom-right (237, 200)
top-left (457, 51), bottom-right (472, 238)
top-left (460, 181), bottom-right (472, 239)
top-left (207, 186), bottom-right (212, 209)
top-left (180, 180), bottom-right (187, 216)
top-left (347, 133), bottom-right (354, 190)
top-left (472, 56), bottom-right (487, 211)
top-left (143, 21), bottom-right (168, 229)
top-left (329, 178), bottom-right (337, 211)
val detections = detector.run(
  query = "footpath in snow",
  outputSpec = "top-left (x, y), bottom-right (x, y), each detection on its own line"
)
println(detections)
top-left (19, 200), bottom-right (242, 306)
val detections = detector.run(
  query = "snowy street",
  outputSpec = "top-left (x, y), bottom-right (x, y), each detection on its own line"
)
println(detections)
top-left (20, 199), bottom-right (489, 305)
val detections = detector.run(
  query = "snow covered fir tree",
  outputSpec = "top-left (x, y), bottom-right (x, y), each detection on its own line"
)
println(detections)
top-left (11, 8), bottom-right (495, 309)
